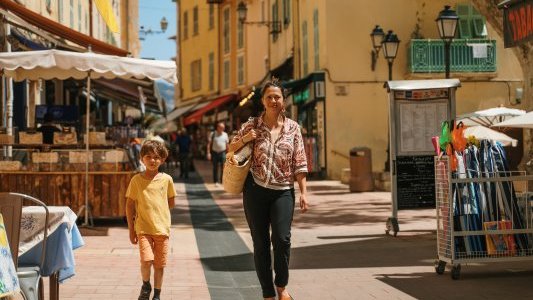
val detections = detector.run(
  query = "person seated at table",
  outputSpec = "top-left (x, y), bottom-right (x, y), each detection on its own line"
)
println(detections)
top-left (125, 140), bottom-right (176, 300)
top-left (37, 112), bottom-right (61, 144)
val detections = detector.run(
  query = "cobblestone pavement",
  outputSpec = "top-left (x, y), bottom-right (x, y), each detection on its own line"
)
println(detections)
top-left (46, 160), bottom-right (533, 300)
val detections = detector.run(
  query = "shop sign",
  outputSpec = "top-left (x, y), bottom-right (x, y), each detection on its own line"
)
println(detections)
top-left (503, 0), bottom-right (533, 48)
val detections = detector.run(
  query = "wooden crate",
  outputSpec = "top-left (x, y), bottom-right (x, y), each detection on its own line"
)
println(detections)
top-left (32, 152), bottom-right (59, 163)
top-left (0, 161), bottom-right (22, 171)
top-left (68, 151), bottom-right (94, 163)
top-left (0, 134), bottom-right (14, 144)
top-left (84, 132), bottom-right (107, 145)
top-left (54, 132), bottom-right (77, 145)
top-left (19, 132), bottom-right (43, 144)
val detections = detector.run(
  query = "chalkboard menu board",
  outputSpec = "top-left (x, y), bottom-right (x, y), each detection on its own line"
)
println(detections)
top-left (396, 155), bottom-right (435, 209)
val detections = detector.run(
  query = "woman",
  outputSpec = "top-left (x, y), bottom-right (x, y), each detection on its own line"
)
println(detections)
top-left (229, 79), bottom-right (309, 300)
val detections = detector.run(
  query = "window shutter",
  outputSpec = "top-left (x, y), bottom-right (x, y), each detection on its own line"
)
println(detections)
top-left (472, 16), bottom-right (487, 37)
top-left (471, 6), bottom-right (487, 37)
top-left (456, 4), bottom-right (472, 38)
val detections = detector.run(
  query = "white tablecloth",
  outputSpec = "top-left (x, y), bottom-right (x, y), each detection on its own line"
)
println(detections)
top-left (19, 206), bottom-right (77, 256)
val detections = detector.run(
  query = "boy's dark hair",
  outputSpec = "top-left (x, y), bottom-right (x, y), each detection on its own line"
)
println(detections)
top-left (140, 140), bottom-right (169, 159)
top-left (260, 77), bottom-right (287, 99)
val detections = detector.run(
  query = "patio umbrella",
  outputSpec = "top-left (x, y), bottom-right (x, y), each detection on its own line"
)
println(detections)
top-left (0, 49), bottom-right (177, 225)
top-left (492, 111), bottom-right (533, 129)
top-left (457, 106), bottom-right (525, 127)
top-left (464, 125), bottom-right (517, 147)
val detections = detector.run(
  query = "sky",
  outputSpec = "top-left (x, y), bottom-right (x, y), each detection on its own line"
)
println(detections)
top-left (138, 0), bottom-right (177, 61)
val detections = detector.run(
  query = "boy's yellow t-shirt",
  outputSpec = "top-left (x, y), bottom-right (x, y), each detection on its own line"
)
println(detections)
top-left (126, 173), bottom-right (176, 236)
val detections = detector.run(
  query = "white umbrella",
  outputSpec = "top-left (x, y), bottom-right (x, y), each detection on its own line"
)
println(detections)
top-left (464, 125), bottom-right (517, 147)
top-left (457, 106), bottom-right (525, 127)
top-left (492, 111), bottom-right (533, 129)
top-left (0, 49), bottom-right (177, 225)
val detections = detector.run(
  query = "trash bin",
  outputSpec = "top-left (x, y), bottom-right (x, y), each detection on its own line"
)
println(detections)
top-left (349, 147), bottom-right (374, 192)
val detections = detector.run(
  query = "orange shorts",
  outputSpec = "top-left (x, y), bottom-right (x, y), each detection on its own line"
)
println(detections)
top-left (138, 234), bottom-right (169, 268)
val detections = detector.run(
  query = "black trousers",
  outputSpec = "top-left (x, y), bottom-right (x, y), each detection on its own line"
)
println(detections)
top-left (178, 152), bottom-right (191, 178)
top-left (211, 151), bottom-right (226, 183)
top-left (243, 173), bottom-right (295, 298)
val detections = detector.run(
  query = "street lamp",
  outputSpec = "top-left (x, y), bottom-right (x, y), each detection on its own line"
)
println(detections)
top-left (370, 25), bottom-right (385, 71)
top-left (139, 16), bottom-right (169, 40)
top-left (382, 30), bottom-right (400, 81)
top-left (237, 1), bottom-right (281, 34)
top-left (371, 29), bottom-right (399, 172)
top-left (436, 5), bottom-right (459, 78)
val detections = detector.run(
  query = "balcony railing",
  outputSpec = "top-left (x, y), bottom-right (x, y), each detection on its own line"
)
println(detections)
top-left (408, 39), bottom-right (496, 74)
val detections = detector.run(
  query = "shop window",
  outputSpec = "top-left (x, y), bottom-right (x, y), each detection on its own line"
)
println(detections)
top-left (456, 3), bottom-right (487, 39)
top-left (191, 59), bottom-right (202, 92)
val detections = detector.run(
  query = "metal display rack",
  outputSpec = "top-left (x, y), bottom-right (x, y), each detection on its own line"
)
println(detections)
top-left (434, 156), bottom-right (533, 279)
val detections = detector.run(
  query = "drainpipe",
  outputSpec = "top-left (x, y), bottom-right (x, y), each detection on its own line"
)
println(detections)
top-left (5, 21), bottom-right (12, 158)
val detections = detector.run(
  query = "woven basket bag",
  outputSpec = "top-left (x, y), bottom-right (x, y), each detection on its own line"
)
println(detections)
top-left (222, 147), bottom-right (252, 194)
top-left (223, 118), bottom-right (257, 194)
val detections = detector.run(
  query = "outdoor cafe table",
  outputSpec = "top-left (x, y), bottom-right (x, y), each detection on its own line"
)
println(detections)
top-left (0, 213), bottom-right (20, 298)
top-left (18, 206), bottom-right (84, 300)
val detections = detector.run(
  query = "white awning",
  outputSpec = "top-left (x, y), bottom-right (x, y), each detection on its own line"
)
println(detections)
top-left (0, 49), bottom-right (177, 84)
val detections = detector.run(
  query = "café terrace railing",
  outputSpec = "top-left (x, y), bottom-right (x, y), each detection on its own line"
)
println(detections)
top-left (408, 39), bottom-right (496, 74)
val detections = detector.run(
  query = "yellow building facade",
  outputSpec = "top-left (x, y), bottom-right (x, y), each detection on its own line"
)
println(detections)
top-left (178, 0), bottom-right (221, 103)
top-left (176, 0), bottom-right (523, 180)
top-left (295, 0), bottom-right (524, 180)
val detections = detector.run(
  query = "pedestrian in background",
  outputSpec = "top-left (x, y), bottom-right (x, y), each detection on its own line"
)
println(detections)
top-left (176, 128), bottom-right (192, 179)
top-left (125, 140), bottom-right (176, 300)
top-left (206, 122), bottom-right (229, 186)
top-left (228, 79), bottom-right (309, 300)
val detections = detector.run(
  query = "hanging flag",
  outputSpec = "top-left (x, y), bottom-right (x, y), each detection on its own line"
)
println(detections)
top-left (94, 0), bottom-right (119, 33)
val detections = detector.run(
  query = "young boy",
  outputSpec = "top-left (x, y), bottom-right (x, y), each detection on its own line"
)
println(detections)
top-left (126, 140), bottom-right (176, 300)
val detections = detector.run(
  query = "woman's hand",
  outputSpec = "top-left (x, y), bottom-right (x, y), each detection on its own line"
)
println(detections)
top-left (299, 194), bottom-right (309, 213)
top-left (243, 129), bottom-right (257, 143)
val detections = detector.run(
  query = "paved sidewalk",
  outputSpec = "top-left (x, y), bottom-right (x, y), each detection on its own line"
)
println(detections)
top-left (48, 160), bottom-right (533, 300)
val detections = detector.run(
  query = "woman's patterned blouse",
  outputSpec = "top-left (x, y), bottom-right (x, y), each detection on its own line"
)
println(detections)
top-left (233, 115), bottom-right (308, 190)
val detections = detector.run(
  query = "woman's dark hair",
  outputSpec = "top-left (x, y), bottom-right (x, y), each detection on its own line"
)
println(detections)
top-left (260, 77), bottom-right (287, 99)
top-left (140, 140), bottom-right (169, 159)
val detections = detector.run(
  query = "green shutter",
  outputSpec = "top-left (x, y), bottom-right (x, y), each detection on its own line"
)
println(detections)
top-left (458, 19), bottom-right (472, 38)
top-left (456, 4), bottom-right (471, 16)
top-left (471, 6), bottom-right (487, 37)
top-left (456, 4), bottom-right (472, 38)
top-left (472, 16), bottom-right (487, 37)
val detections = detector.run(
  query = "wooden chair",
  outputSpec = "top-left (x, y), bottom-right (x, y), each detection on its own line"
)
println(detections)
top-left (0, 192), bottom-right (49, 300)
